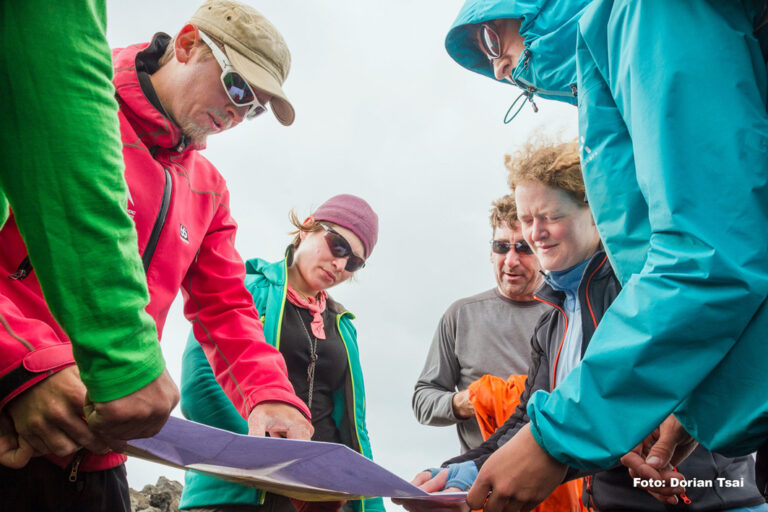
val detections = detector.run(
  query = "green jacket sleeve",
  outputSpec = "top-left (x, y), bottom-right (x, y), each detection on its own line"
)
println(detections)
top-left (0, 0), bottom-right (163, 400)
top-left (528, 0), bottom-right (768, 469)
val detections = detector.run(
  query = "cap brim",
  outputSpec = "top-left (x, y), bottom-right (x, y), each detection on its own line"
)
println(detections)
top-left (225, 45), bottom-right (295, 126)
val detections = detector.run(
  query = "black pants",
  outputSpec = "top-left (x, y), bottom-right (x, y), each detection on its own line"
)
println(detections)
top-left (0, 456), bottom-right (130, 512)
top-left (185, 493), bottom-right (297, 512)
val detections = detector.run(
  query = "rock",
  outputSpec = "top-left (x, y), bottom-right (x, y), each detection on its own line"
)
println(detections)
top-left (130, 476), bottom-right (183, 512)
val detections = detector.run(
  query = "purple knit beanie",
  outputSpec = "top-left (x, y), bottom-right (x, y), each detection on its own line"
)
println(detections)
top-left (313, 194), bottom-right (378, 258)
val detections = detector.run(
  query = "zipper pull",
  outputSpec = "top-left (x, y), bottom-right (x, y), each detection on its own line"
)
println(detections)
top-left (527, 91), bottom-right (539, 113)
top-left (671, 466), bottom-right (692, 505)
top-left (68, 450), bottom-right (85, 483)
top-left (523, 49), bottom-right (532, 70)
top-left (570, 84), bottom-right (578, 97)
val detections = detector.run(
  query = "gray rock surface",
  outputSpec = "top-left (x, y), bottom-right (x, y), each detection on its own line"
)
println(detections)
top-left (130, 476), bottom-right (183, 512)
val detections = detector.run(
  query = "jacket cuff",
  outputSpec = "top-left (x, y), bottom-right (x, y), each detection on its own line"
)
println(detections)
top-left (246, 388), bottom-right (311, 419)
top-left (0, 345), bottom-right (76, 409)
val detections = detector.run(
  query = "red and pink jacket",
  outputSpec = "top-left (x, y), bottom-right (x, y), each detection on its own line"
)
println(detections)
top-left (0, 39), bottom-right (309, 471)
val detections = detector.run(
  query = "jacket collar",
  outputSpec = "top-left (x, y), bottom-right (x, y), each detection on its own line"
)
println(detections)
top-left (244, 255), bottom-right (352, 317)
top-left (535, 246), bottom-right (610, 305)
top-left (112, 33), bottom-right (194, 153)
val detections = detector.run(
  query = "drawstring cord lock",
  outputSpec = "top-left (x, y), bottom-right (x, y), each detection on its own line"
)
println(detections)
top-left (504, 88), bottom-right (538, 124)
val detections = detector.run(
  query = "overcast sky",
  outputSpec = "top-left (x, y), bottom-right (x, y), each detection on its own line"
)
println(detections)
top-left (106, 0), bottom-right (578, 500)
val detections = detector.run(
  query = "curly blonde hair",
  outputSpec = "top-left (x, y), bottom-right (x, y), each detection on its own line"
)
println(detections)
top-left (489, 194), bottom-right (518, 231)
top-left (505, 137), bottom-right (586, 205)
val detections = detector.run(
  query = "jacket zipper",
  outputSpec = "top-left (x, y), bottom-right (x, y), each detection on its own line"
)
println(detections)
top-left (584, 255), bottom-right (608, 329)
top-left (533, 296), bottom-right (569, 389)
top-left (512, 50), bottom-right (578, 99)
top-left (671, 466), bottom-right (693, 504)
top-left (141, 168), bottom-right (172, 272)
top-left (68, 450), bottom-right (85, 482)
top-left (514, 76), bottom-right (579, 98)
top-left (8, 256), bottom-right (32, 280)
top-left (335, 312), bottom-right (367, 512)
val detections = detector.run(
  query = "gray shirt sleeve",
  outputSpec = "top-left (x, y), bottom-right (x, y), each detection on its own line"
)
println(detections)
top-left (412, 309), bottom-right (462, 426)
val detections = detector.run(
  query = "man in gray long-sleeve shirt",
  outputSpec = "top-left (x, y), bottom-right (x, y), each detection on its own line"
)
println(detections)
top-left (412, 194), bottom-right (549, 452)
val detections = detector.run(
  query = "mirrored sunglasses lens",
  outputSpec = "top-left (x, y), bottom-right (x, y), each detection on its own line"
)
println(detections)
top-left (492, 241), bottom-right (512, 254)
top-left (246, 104), bottom-right (267, 119)
top-left (515, 241), bottom-right (534, 255)
top-left (325, 232), bottom-right (351, 258)
top-left (482, 25), bottom-right (501, 58)
top-left (223, 72), bottom-right (255, 104)
top-left (345, 257), bottom-right (365, 272)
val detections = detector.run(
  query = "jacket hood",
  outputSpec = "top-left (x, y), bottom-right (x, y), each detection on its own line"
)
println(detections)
top-left (245, 256), bottom-right (282, 283)
top-left (445, 0), bottom-right (591, 104)
top-left (112, 37), bottom-right (194, 152)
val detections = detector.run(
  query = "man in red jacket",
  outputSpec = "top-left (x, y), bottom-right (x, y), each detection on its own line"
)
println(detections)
top-left (0, 1), bottom-right (312, 510)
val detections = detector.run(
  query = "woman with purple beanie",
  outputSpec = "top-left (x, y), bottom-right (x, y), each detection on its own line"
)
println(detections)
top-left (179, 194), bottom-right (385, 512)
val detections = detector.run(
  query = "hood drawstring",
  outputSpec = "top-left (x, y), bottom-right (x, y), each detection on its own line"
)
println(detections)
top-left (504, 88), bottom-right (539, 124)
top-left (504, 50), bottom-right (538, 124)
top-left (503, 51), bottom-right (580, 124)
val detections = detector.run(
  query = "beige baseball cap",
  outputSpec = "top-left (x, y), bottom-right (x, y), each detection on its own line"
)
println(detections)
top-left (190, 0), bottom-right (295, 126)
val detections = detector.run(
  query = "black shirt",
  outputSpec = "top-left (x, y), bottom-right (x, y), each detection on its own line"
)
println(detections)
top-left (280, 301), bottom-right (348, 444)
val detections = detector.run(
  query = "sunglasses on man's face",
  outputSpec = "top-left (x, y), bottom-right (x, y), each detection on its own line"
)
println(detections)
top-left (198, 31), bottom-right (267, 120)
top-left (491, 239), bottom-right (534, 255)
top-left (479, 23), bottom-right (502, 60)
top-left (321, 225), bottom-right (366, 272)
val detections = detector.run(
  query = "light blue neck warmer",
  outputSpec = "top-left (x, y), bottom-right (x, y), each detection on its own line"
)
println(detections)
top-left (543, 258), bottom-right (590, 386)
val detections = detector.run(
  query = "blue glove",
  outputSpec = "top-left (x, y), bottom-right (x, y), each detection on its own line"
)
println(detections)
top-left (445, 461), bottom-right (479, 491)
top-left (424, 462), bottom-right (479, 491)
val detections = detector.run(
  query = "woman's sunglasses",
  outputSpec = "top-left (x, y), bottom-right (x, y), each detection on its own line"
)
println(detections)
top-left (479, 23), bottom-right (502, 59)
top-left (321, 224), bottom-right (366, 272)
top-left (491, 239), bottom-right (533, 255)
top-left (198, 31), bottom-right (267, 120)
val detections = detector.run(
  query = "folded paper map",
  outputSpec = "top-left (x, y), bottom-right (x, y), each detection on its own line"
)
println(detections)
top-left (127, 416), bottom-right (466, 503)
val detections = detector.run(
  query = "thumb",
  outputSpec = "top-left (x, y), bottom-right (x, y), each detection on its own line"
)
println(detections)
top-left (82, 392), bottom-right (96, 421)
top-left (285, 420), bottom-right (313, 441)
top-left (645, 437), bottom-right (676, 469)
top-left (0, 436), bottom-right (35, 469)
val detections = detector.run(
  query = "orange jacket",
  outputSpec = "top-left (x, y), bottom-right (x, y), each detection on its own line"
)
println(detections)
top-left (469, 374), bottom-right (585, 512)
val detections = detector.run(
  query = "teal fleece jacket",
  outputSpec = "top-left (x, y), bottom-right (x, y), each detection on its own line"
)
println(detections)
top-left (179, 258), bottom-right (384, 512)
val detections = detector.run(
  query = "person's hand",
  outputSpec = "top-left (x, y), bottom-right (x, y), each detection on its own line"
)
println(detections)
top-left (620, 415), bottom-right (697, 505)
top-left (411, 461), bottom-right (478, 493)
top-left (412, 468), bottom-right (454, 492)
top-left (6, 365), bottom-right (109, 458)
top-left (451, 390), bottom-right (475, 420)
top-left (466, 423), bottom-right (567, 512)
top-left (0, 409), bottom-right (36, 468)
top-left (247, 402), bottom-right (313, 440)
top-left (393, 468), bottom-right (469, 512)
top-left (83, 368), bottom-right (178, 452)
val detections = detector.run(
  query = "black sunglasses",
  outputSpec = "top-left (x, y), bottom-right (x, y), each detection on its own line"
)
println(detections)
top-left (491, 239), bottom-right (533, 255)
top-left (321, 225), bottom-right (366, 272)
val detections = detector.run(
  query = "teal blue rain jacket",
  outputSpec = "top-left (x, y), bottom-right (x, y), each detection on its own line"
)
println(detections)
top-left (447, 0), bottom-right (768, 470)
top-left (179, 258), bottom-right (384, 512)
